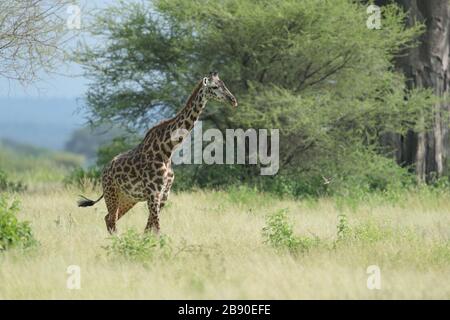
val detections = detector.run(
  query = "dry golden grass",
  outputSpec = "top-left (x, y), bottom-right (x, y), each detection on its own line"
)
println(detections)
top-left (1, 185), bottom-right (450, 299)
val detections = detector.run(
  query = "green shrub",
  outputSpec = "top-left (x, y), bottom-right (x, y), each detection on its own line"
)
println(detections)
top-left (172, 147), bottom-right (416, 203)
top-left (336, 214), bottom-right (350, 242)
top-left (172, 164), bottom-right (251, 192)
top-left (262, 209), bottom-right (320, 254)
top-left (96, 137), bottom-right (134, 167)
top-left (351, 222), bottom-right (394, 244)
top-left (104, 229), bottom-right (172, 262)
top-left (334, 149), bottom-right (414, 192)
top-left (0, 169), bottom-right (26, 193)
top-left (335, 217), bottom-right (396, 246)
top-left (0, 142), bottom-right (82, 184)
top-left (64, 137), bottom-right (135, 190)
top-left (64, 167), bottom-right (102, 190)
top-left (51, 152), bottom-right (84, 168)
top-left (0, 195), bottom-right (37, 251)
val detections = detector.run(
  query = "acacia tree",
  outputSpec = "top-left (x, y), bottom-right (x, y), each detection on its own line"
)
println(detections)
top-left (77, 0), bottom-right (436, 195)
top-left (0, 0), bottom-right (71, 84)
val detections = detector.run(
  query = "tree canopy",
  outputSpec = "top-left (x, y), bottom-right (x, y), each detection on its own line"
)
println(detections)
top-left (77, 0), bottom-right (437, 196)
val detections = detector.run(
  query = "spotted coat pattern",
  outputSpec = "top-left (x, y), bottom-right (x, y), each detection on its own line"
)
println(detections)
top-left (100, 73), bottom-right (237, 234)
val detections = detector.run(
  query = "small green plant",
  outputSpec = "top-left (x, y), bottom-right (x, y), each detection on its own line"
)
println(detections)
top-left (335, 215), bottom-right (396, 246)
top-left (351, 222), bottom-right (394, 244)
top-left (336, 214), bottom-right (350, 242)
top-left (262, 209), bottom-right (319, 254)
top-left (0, 169), bottom-right (26, 193)
top-left (104, 229), bottom-right (172, 262)
top-left (0, 195), bottom-right (37, 251)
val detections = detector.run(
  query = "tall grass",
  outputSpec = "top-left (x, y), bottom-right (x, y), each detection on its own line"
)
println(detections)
top-left (1, 184), bottom-right (450, 299)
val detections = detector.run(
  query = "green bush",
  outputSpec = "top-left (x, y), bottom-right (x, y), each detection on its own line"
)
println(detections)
top-left (0, 169), bottom-right (26, 193)
top-left (336, 214), bottom-right (350, 242)
top-left (104, 229), bottom-right (172, 262)
top-left (64, 167), bottom-right (102, 190)
top-left (262, 209), bottom-right (320, 254)
top-left (64, 137), bottom-right (135, 190)
top-left (172, 164), bottom-right (252, 192)
top-left (334, 216), bottom-right (399, 246)
top-left (0, 195), bottom-right (37, 251)
top-left (171, 146), bottom-right (415, 203)
top-left (50, 152), bottom-right (84, 168)
top-left (96, 136), bottom-right (134, 167)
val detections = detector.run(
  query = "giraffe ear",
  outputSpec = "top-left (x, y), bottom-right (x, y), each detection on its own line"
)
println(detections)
top-left (209, 71), bottom-right (219, 80)
top-left (202, 77), bottom-right (209, 87)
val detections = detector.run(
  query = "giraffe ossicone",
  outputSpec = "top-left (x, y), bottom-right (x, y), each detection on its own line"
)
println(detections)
top-left (77, 72), bottom-right (238, 234)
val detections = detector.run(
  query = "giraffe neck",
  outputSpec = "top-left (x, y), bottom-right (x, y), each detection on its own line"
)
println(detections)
top-left (141, 81), bottom-right (208, 159)
top-left (173, 86), bottom-right (207, 134)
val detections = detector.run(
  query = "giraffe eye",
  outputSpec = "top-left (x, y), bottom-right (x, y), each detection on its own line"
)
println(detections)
top-left (211, 86), bottom-right (219, 89)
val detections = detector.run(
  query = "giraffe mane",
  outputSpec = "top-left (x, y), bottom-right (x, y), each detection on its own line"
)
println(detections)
top-left (183, 79), bottom-right (204, 112)
top-left (143, 79), bottom-right (204, 138)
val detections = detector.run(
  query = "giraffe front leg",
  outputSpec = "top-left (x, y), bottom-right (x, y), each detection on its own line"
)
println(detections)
top-left (145, 192), bottom-right (162, 234)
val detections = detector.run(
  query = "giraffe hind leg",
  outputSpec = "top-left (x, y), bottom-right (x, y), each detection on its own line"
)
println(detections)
top-left (104, 187), bottom-right (119, 234)
top-left (105, 193), bottom-right (138, 233)
top-left (117, 197), bottom-right (137, 221)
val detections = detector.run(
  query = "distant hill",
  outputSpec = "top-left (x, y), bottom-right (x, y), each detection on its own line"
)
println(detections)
top-left (0, 97), bottom-right (86, 150)
top-left (0, 137), bottom-right (84, 183)
top-left (0, 138), bottom-right (49, 156)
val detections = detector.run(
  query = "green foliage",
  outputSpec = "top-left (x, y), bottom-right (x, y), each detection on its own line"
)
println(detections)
top-left (0, 140), bottom-right (83, 170)
top-left (351, 222), bottom-right (395, 244)
top-left (65, 124), bottom-right (129, 164)
top-left (173, 146), bottom-right (414, 201)
top-left (64, 137), bottom-right (136, 190)
top-left (76, 0), bottom-right (435, 196)
top-left (104, 229), bottom-right (172, 262)
top-left (0, 195), bottom-right (37, 251)
top-left (336, 214), bottom-right (349, 242)
top-left (64, 167), bottom-right (102, 190)
top-left (334, 216), bottom-right (400, 246)
top-left (262, 209), bottom-right (320, 254)
top-left (172, 164), bottom-right (254, 192)
top-left (0, 141), bottom-right (83, 184)
top-left (96, 136), bottom-right (135, 167)
top-left (0, 169), bottom-right (26, 193)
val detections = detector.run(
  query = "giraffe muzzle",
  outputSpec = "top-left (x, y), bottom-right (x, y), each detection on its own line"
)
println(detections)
top-left (227, 95), bottom-right (238, 108)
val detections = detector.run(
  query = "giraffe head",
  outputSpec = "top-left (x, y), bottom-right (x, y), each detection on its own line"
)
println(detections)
top-left (203, 72), bottom-right (238, 108)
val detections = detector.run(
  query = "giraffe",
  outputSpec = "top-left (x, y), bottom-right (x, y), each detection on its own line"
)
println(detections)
top-left (77, 72), bottom-right (238, 234)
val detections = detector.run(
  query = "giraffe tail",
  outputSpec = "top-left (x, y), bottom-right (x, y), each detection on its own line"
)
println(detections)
top-left (77, 194), bottom-right (104, 207)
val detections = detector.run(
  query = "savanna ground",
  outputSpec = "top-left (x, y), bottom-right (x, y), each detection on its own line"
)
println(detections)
top-left (2, 172), bottom-right (450, 299)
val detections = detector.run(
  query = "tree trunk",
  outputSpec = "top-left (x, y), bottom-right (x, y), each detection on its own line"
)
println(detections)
top-left (388, 0), bottom-right (450, 182)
